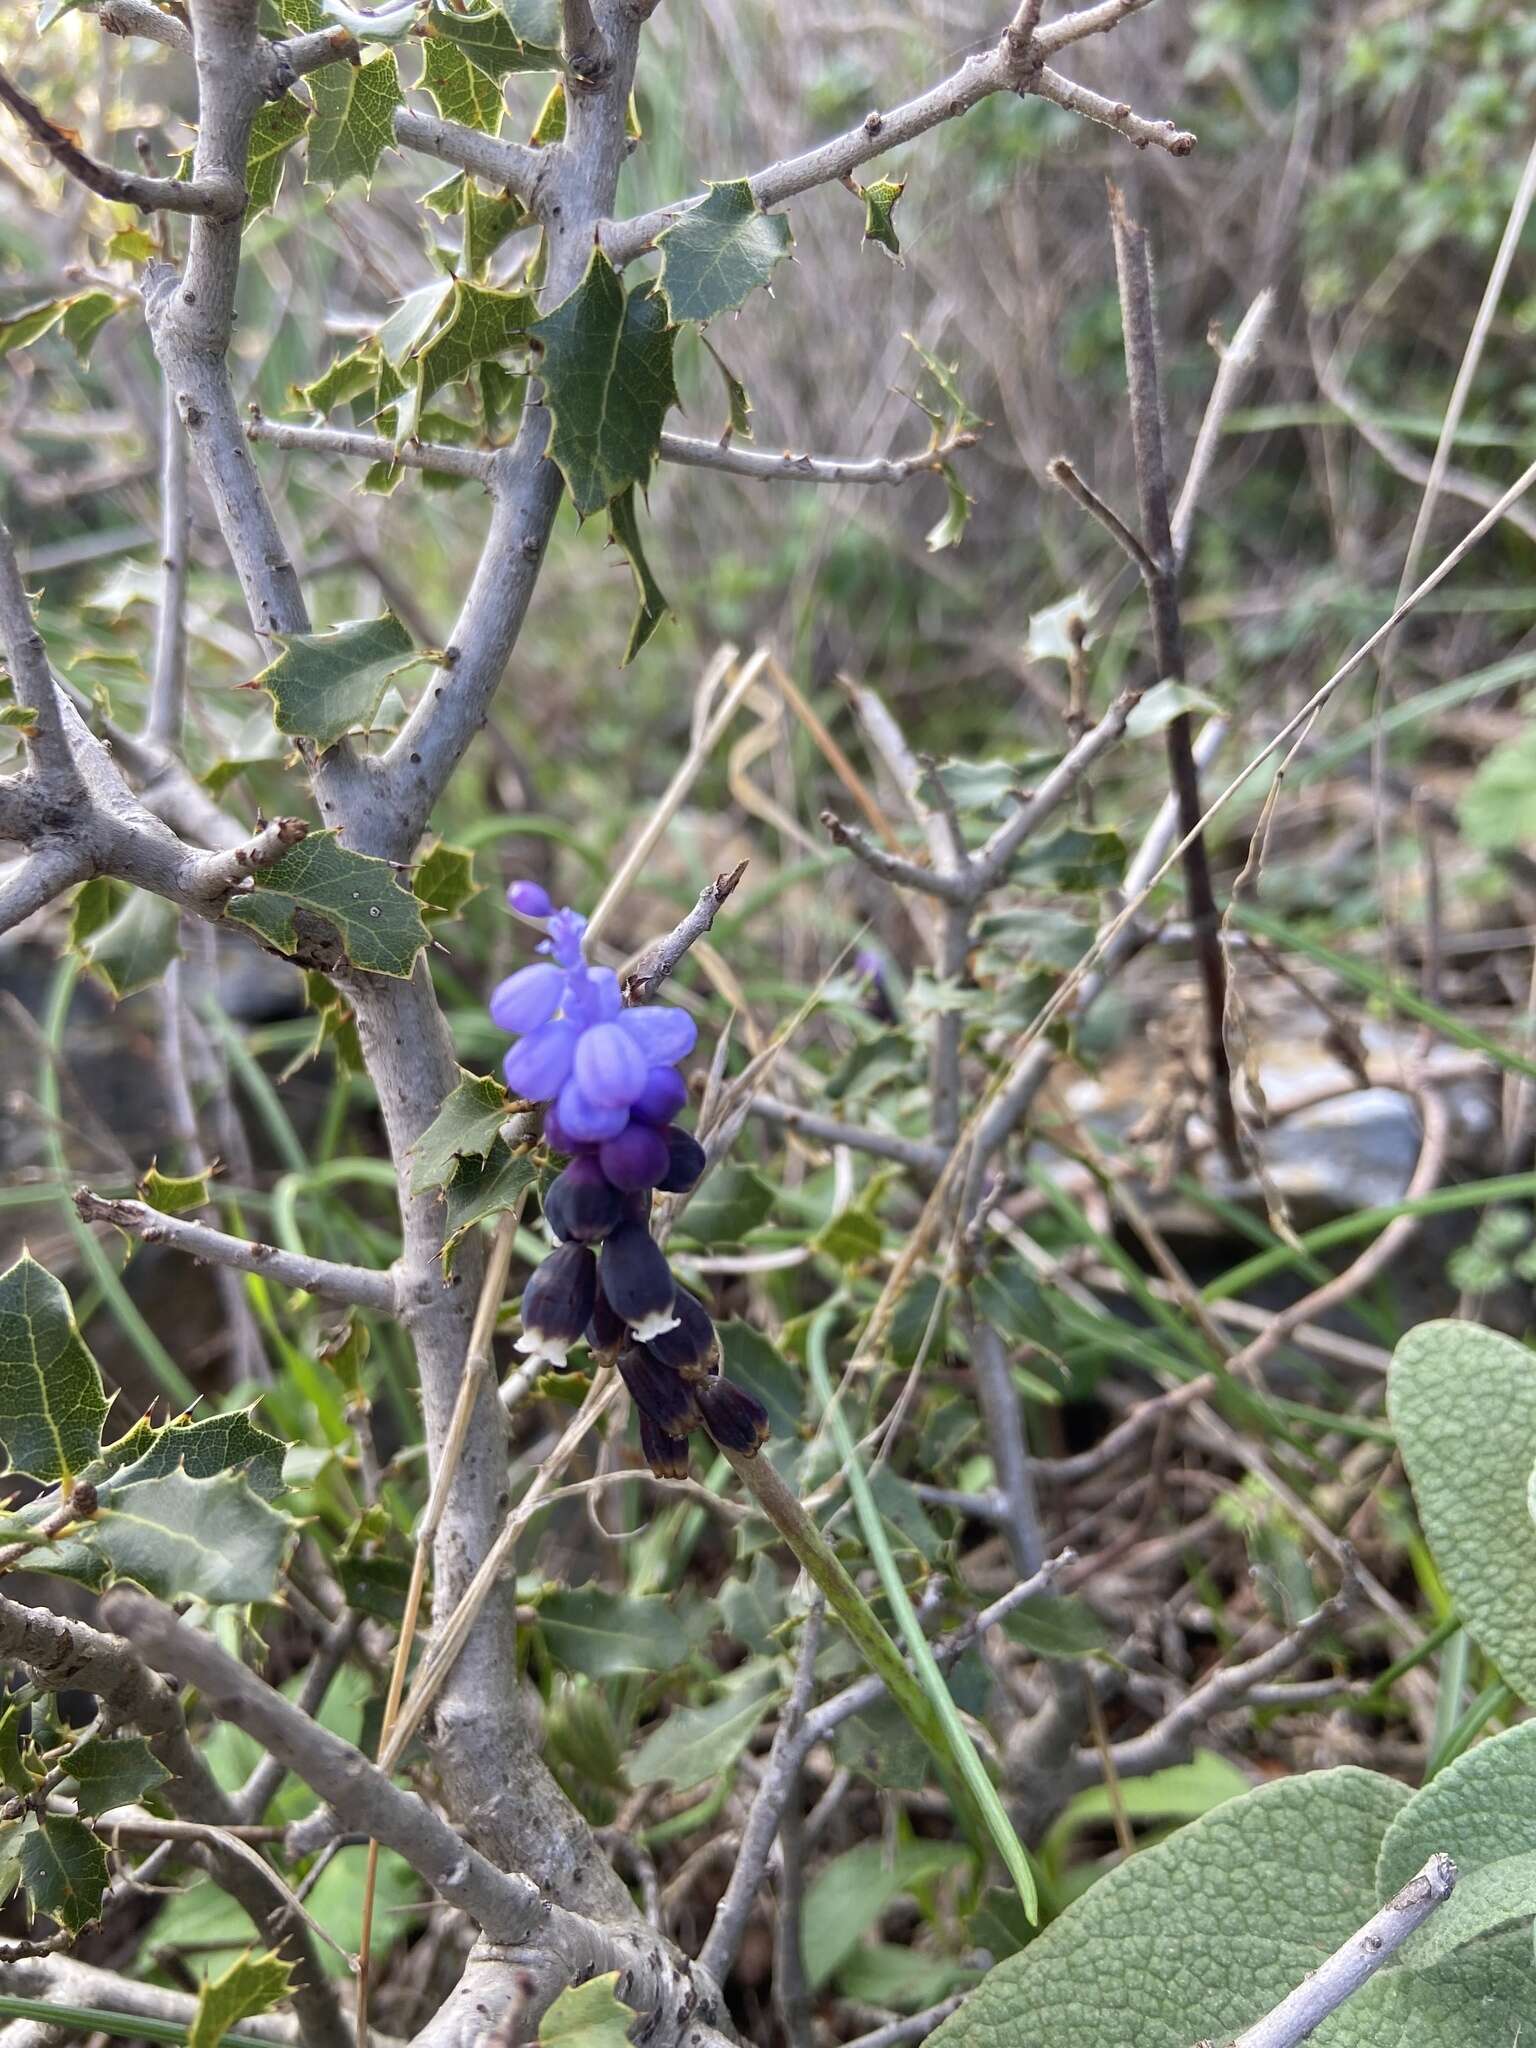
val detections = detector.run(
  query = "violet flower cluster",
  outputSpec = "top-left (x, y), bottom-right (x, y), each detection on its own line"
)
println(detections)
top-left (493, 882), bottom-right (770, 1477)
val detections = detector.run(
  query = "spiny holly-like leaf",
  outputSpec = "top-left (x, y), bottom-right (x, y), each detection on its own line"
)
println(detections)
top-left (411, 279), bottom-right (536, 419)
top-left (497, 0), bottom-right (560, 49)
top-left (1390, 1319), bottom-right (1536, 1698)
top-left (112, 1410), bottom-right (287, 1496)
top-left (702, 334), bottom-right (752, 439)
top-left (257, 611), bottom-right (419, 751)
top-left (424, 174), bottom-right (529, 277)
top-left (18, 1815), bottom-right (108, 1934)
top-left (307, 51), bottom-right (403, 191)
top-left (537, 1973), bottom-right (637, 2048)
top-left (529, 76), bottom-right (565, 145)
top-left (0, 1254), bottom-right (108, 1484)
top-left (656, 178), bottom-right (793, 325)
top-left (412, 1071), bottom-right (511, 1192)
top-left (860, 177), bottom-right (906, 259)
top-left (629, 1668), bottom-right (779, 1791)
top-left (189, 1951), bottom-right (294, 2048)
top-left (442, 1139), bottom-right (538, 1267)
top-left (929, 1769), bottom-right (1409, 2048)
top-left (245, 95), bottom-right (309, 217)
top-left (71, 1466), bottom-right (290, 1603)
top-left (226, 830), bottom-right (431, 978)
top-left (421, 35), bottom-right (505, 132)
top-left (77, 885), bottom-right (181, 1000)
top-left (138, 1163), bottom-right (213, 1217)
top-left (413, 839), bottom-right (479, 923)
top-left (607, 485), bottom-right (669, 664)
top-left (64, 1735), bottom-right (170, 1818)
top-left (106, 225), bottom-right (156, 264)
top-left (60, 290), bottom-right (123, 359)
top-left (428, 0), bottom-right (559, 77)
top-left (925, 464), bottom-right (970, 552)
top-left (905, 333), bottom-right (982, 441)
top-left (293, 342), bottom-right (379, 418)
top-left (533, 254), bottom-right (677, 516)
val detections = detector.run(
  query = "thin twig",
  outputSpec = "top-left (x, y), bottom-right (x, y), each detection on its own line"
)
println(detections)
top-left (623, 861), bottom-right (748, 1002)
top-left (0, 64), bottom-right (244, 218)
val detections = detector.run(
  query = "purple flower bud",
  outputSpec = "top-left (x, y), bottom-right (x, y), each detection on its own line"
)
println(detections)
top-left (630, 1065), bottom-right (687, 1127)
top-left (544, 907), bottom-right (588, 971)
top-left (554, 1079), bottom-right (630, 1144)
top-left (516, 1242), bottom-right (596, 1369)
top-left (642, 1287), bottom-right (716, 1375)
top-left (656, 1126), bottom-right (707, 1194)
top-left (489, 962), bottom-right (566, 1035)
top-left (696, 1375), bottom-right (770, 1454)
top-left (618, 1344), bottom-right (700, 1435)
top-left (541, 1101), bottom-right (597, 1156)
top-left (638, 1413), bottom-right (691, 1481)
top-left (507, 879), bottom-right (554, 919)
top-left (585, 1282), bottom-right (627, 1358)
top-left (504, 1019), bottom-right (579, 1102)
top-left (618, 1006), bottom-right (698, 1067)
top-left (599, 1221), bottom-right (679, 1341)
top-left (564, 966), bottom-right (622, 1028)
top-left (573, 1021), bottom-right (648, 1110)
top-left (598, 1122), bottom-right (669, 1193)
top-left (544, 1156), bottom-right (624, 1245)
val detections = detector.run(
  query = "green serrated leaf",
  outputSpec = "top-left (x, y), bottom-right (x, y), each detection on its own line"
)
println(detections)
top-left (905, 333), bottom-right (982, 441)
top-left (1390, 1320), bottom-right (1536, 1699)
top-left (106, 225), bottom-right (157, 264)
top-left (257, 611), bottom-right (417, 751)
top-left (412, 279), bottom-right (535, 420)
top-left (138, 1163), bottom-right (214, 1217)
top-left (116, 1410), bottom-right (287, 1496)
top-left (411, 1071), bottom-right (510, 1191)
top-left (226, 830), bottom-right (430, 978)
top-left (629, 1667), bottom-right (779, 1790)
top-left (656, 178), bottom-right (793, 324)
top-left (701, 333), bottom-right (752, 439)
top-left (803, 1839), bottom-right (972, 1989)
top-left (74, 1466), bottom-right (290, 1603)
top-left (607, 485), bottom-right (669, 664)
top-left (421, 36), bottom-right (505, 132)
top-left (413, 839), bottom-right (479, 922)
top-left (60, 290), bottom-right (123, 360)
top-left (533, 253), bottom-right (677, 516)
top-left (537, 1587), bottom-right (702, 1678)
top-left (925, 463), bottom-right (971, 552)
top-left (1012, 824), bottom-right (1125, 891)
top-left (428, 0), bottom-right (559, 78)
top-left (78, 886), bottom-right (181, 1000)
top-left (295, 343), bottom-right (382, 417)
top-left (64, 1734), bottom-right (171, 1817)
top-left (537, 1973), bottom-right (636, 2048)
top-left (19, 1815), bottom-right (108, 1934)
top-left (245, 95), bottom-right (309, 217)
top-left (0, 1705), bottom-right (36, 1796)
top-left (0, 1254), bottom-right (108, 1485)
top-left (190, 1951), bottom-right (295, 2048)
top-left (307, 51), bottom-right (403, 190)
top-left (860, 177), bottom-right (905, 258)
top-left (0, 300), bottom-right (69, 360)
top-left (930, 1769), bottom-right (1409, 2048)
top-left (441, 1138), bottom-right (538, 1265)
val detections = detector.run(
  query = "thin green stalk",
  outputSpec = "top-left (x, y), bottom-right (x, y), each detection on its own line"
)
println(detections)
top-left (796, 1303), bottom-right (1038, 1918)
top-left (39, 958), bottom-right (197, 1409)
top-left (198, 997), bottom-right (308, 1173)
top-left (1424, 1678), bottom-right (1515, 1780)
top-left (1428, 1627), bottom-right (1470, 1766)
top-left (0, 1995), bottom-right (265, 2048)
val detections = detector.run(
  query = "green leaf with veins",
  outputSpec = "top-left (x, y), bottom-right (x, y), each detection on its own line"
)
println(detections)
top-left (607, 486), bottom-right (670, 664)
top-left (931, 1769), bottom-right (1409, 2048)
top-left (904, 332), bottom-right (982, 441)
top-left (78, 886), bottom-right (181, 1000)
top-left (19, 1815), bottom-right (108, 1934)
top-left (60, 291), bottom-right (123, 360)
top-left (537, 1587), bottom-right (703, 1677)
top-left (412, 280), bottom-right (536, 417)
top-left (925, 464), bottom-right (971, 551)
top-left (537, 1974), bottom-right (636, 2048)
top-left (1390, 1319), bottom-right (1536, 1699)
top-left (701, 334), bottom-right (752, 438)
top-left (64, 1735), bottom-right (170, 1817)
top-left (421, 36), bottom-right (505, 132)
top-left (656, 178), bottom-right (793, 324)
top-left (441, 1139), bottom-right (538, 1267)
top-left (137, 1164), bottom-right (214, 1217)
top-left (629, 1667), bottom-right (780, 1791)
top-left (0, 1254), bottom-right (108, 1484)
top-left (533, 254), bottom-right (677, 516)
top-left (860, 177), bottom-right (905, 257)
top-left (425, 174), bottom-right (530, 276)
top-left (412, 1071), bottom-right (511, 1191)
top-left (245, 94), bottom-right (309, 217)
top-left (109, 1410), bottom-right (287, 1496)
top-left (0, 300), bottom-right (69, 360)
top-left (226, 831), bottom-right (430, 978)
top-left (190, 1951), bottom-right (294, 2048)
top-left (427, 0), bottom-right (559, 77)
top-left (32, 1466), bottom-right (292, 1603)
top-left (293, 344), bottom-right (379, 418)
top-left (307, 51), bottom-right (403, 191)
top-left (257, 611), bottom-right (419, 751)
top-left (377, 278), bottom-right (453, 367)
top-left (413, 839), bottom-right (479, 922)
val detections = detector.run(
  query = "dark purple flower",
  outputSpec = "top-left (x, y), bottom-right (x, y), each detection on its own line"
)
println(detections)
top-left (638, 1413), bottom-right (690, 1481)
top-left (598, 1123), bottom-right (669, 1193)
top-left (617, 1006), bottom-right (698, 1067)
top-left (573, 1021), bottom-right (648, 1110)
top-left (630, 1065), bottom-right (687, 1127)
top-left (585, 1283), bottom-right (627, 1358)
top-left (488, 962), bottom-right (566, 1035)
top-left (656, 1126), bottom-right (707, 1194)
top-left (544, 1156), bottom-right (624, 1244)
top-left (696, 1375), bottom-right (770, 1454)
top-left (542, 1101), bottom-right (597, 1156)
top-left (516, 1242), bottom-right (596, 1369)
top-left (642, 1287), bottom-right (716, 1374)
top-left (507, 879), bottom-right (554, 919)
top-left (599, 1220), bottom-right (679, 1341)
top-left (504, 1018), bottom-right (578, 1102)
top-left (554, 1078), bottom-right (630, 1144)
top-left (618, 1345), bottom-right (700, 1435)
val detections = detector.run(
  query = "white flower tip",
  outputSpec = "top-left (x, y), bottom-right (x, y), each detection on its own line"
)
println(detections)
top-left (630, 1309), bottom-right (680, 1344)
